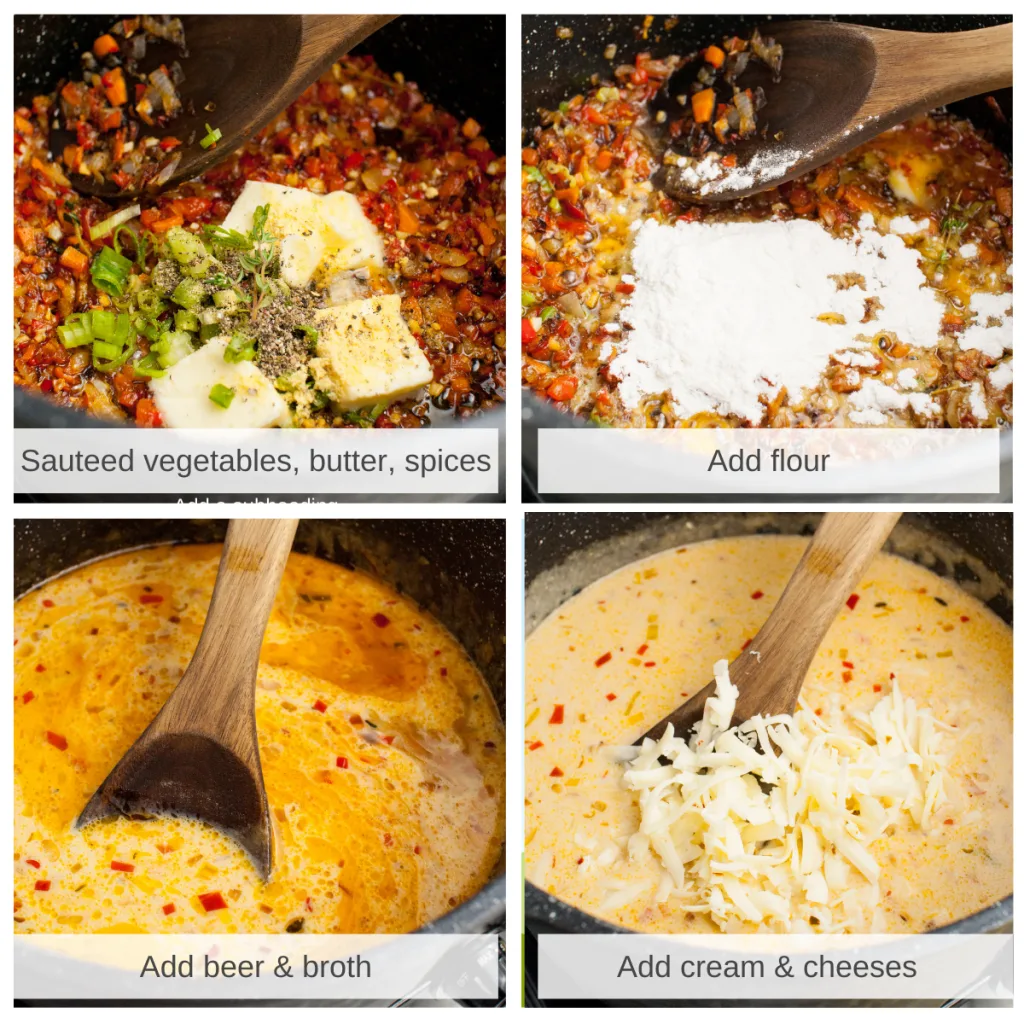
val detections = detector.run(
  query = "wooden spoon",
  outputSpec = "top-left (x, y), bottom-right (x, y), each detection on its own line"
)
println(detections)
top-left (653, 21), bottom-right (1012, 203)
top-left (634, 512), bottom-right (902, 746)
top-left (59, 14), bottom-right (395, 198)
top-left (76, 518), bottom-right (299, 880)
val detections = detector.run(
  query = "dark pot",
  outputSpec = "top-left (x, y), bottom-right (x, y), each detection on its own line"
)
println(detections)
top-left (14, 516), bottom-right (506, 1004)
top-left (14, 14), bottom-right (505, 502)
top-left (521, 14), bottom-right (1013, 502)
top-left (524, 511), bottom-right (1012, 1004)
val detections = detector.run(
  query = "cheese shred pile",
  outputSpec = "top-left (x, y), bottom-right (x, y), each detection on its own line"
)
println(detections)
top-left (612, 660), bottom-right (957, 932)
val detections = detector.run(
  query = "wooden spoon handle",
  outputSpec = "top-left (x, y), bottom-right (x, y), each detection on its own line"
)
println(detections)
top-left (163, 518), bottom-right (299, 735)
top-left (298, 14), bottom-right (397, 77)
top-left (866, 23), bottom-right (1012, 120)
top-left (732, 511), bottom-right (902, 720)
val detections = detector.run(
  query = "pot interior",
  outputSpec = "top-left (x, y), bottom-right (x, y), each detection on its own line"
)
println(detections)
top-left (14, 517), bottom-right (506, 934)
top-left (525, 511), bottom-right (1011, 935)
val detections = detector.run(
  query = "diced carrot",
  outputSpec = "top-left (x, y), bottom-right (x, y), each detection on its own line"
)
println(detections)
top-left (704, 44), bottom-right (726, 68)
top-left (134, 398), bottom-right (162, 428)
top-left (397, 202), bottom-right (420, 234)
top-left (14, 113), bottom-right (34, 135)
top-left (462, 117), bottom-right (482, 139)
top-left (594, 149), bottom-right (614, 172)
top-left (547, 376), bottom-right (577, 402)
top-left (59, 247), bottom-right (89, 276)
top-left (691, 88), bottom-right (715, 124)
top-left (454, 287), bottom-right (475, 314)
top-left (103, 67), bottom-right (128, 107)
top-left (61, 82), bottom-right (84, 107)
top-left (522, 147), bottom-right (538, 166)
top-left (149, 212), bottom-right (184, 233)
top-left (62, 145), bottom-right (83, 171)
top-left (101, 109), bottom-right (123, 131)
top-left (476, 220), bottom-right (496, 246)
top-left (93, 34), bottom-right (120, 57)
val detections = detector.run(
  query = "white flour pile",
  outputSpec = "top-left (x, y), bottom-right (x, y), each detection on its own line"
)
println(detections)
top-left (607, 216), bottom-right (1009, 424)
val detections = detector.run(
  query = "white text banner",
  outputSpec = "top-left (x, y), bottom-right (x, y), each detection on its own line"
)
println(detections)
top-left (537, 427), bottom-right (1003, 494)
top-left (14, 427), bottom-right (500, 495)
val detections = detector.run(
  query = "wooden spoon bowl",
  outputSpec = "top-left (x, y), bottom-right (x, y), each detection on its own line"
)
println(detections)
top-left (58, 14), bottom-right (395, 198)
top-left (77, 518), bottom-right (299, 879)
top-left (652, 20), bottom-right (1012, 203)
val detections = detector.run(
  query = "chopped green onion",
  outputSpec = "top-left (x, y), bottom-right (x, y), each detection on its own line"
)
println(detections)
top-left (540, 306), bottom-right (557, 321)
top-left (152, 330), bottom-right (194, 369)
top-left (522, 289), bottom-right (537, 308)
top-left (208, 383), bottom-right (235, 408)
top-left (295, 325), bottom-right (319, 354)
top-left (90, 203), bottom-right (141, 242)
top-left (135, 353), bottom-right (166, 378)
top-left (135, 288), bottom-right (166, 317)
top-left (174, 309), bottom-right (200, 333)
top-left (171, 277), bottom-right (206, 311)
top-left (90, 246), bottom-right (133, 296)
top-left (200, 123), bottom-right (223, 149)
top-left (213, 288), bottom-right (242, 310)
top-left (224, 332), bottom-right (256, 363)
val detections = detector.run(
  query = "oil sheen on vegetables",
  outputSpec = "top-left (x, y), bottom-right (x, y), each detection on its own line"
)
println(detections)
top-left (15, 545), bottom-right (504, 934)
top-left (525, 535), bottom-right (1011, 933)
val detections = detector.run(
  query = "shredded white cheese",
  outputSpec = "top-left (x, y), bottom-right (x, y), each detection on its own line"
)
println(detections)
top-left (615, 659), bottom-right (956, 933)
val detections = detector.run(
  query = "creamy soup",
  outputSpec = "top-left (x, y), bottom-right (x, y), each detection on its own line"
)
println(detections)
top-left (525, 535), bottom-right (1012, 933)
top-left (15, 545), bottom-right (504, 934)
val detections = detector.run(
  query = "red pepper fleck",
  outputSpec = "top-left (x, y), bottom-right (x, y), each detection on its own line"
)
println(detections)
top-left (383, 735), bottom-right (394, 745)
top-left (842, 671), bottom-right (853, 683)
top-left (842, 661), bottom-right (854, 669)
top-left (890, 672), bottom-right (896, 679)
top-left (550, 766), bottom-right (564, 777)
top-left (751, 590), bottom-right (764, 600)
top-left (960, 615), bottom-right (970, 622)
top-left (605, 693), bottom-right (617, 701)
top-left (413, 845), bottom-right (422, 855)
top-left (440, 667), bottom-right (448, 677)
top-left (643, 661), bottom-right (656, 668)
top-left (313, 699), bottom-right (328, 713)
top-left (814, 708), bottom-right (823, 716)
top-left (944, 818), bottom-right (954, 826)
top-left (873, 684), bottom-right (882, 692)
top-left (741, 638), bottom-right (752, 650)
top-left (595, 651), bottom-right (612, 667)
top-left (140, 594), bottom-right (164, 605)
top-left (577, 857), bottom-right (584, 864)
top-left (26, 859), bottom-right (40, 869)
top-left (22, 691), bottom-right (34, 704)
top-left (372, 613), bottom-right (390, 628)
top-left (42, 599), bottom-right (54, 608)
top-left (433, 649), bottom-right (441, 656)
top-left (528, 741), bottom-right (544, 750)
top-left (305, 897), bottom-right (314, 912)
top-left (46, 731), bottom-right (68, 751)
top-left (549, 704), bottom-right (565, 724)
top-left (35, 664), bottom-right (45, 673)
top-left (349, 714), bottom-right (363, 726)
top-left (383, 833), bottom-right (394, 847)
top-left (198, 891), bottom-right (227, 912)
top-left (336, 756), bottom-right (349, 768)
top-left (162, 902), bottom-right (176, 915)
top-left (636, 644), bottom-right (648, 656)
top-left (846, 594), bottom-right (860, 610)
top-left (110, 861), bottom-right (134, 873)
top-left (35, 880), bottom-right (51, 892)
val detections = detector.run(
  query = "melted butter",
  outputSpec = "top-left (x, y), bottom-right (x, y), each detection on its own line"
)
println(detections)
top-left (525, 535), bottom-right (1012, 934)
top-left (15, 545), bottom-right (504, 935)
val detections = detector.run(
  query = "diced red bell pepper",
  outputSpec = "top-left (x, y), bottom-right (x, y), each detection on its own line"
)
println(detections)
top-left (522, 318), bottom-right (537, 344)
top-left (198, 891), bottom-right (227, 912)
top-left (313, 699), bottom-right (328, 713)
top-left (46, 731), bottom-right (68, 751)
top-left (110, 861), bottom-right (134, 873)
top-left (372, 613), bottom-right (390, 628)
top-left (35, 880), bottom-right (51, 891)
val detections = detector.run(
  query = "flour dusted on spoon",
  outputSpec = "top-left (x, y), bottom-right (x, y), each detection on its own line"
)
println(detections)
top-left (609, 216), bottom-right (946, 423)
